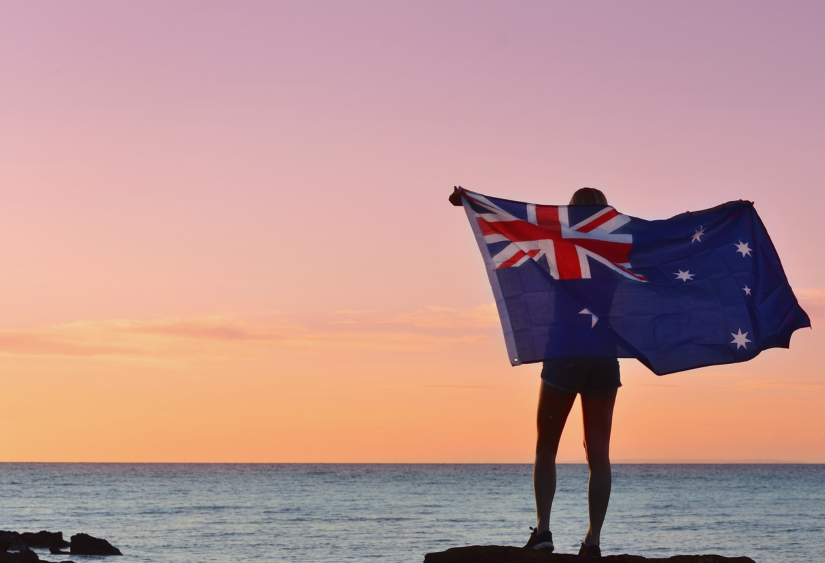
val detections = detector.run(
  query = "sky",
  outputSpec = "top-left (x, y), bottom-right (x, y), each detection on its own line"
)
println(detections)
top-left (1, 0), bottom-right (823, 462)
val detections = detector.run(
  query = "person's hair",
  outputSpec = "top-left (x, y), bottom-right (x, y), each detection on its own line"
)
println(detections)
top-left (569, 187), bottom-right (608, 206)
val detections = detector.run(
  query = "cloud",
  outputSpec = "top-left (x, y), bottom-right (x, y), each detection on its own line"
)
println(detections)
top-left (0, 307), bottom-right (493, 359)
top-left (626, 373), bottom-right (825, 395)
top-left (798, 288), bottom-right (825, 299)
top-left (332, 303), bottom-right (499, 329)
top-left (729, 379), bottom-right (825, 393)
top-left (798, 287), bottom-right (825, 323)
top-left (120, 317), bottom-right (288, 341)
top-left (0, 332), bottom-right (138, 357)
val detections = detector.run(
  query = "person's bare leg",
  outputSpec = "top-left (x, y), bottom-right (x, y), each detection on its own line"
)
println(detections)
top-left (580, 389), bottom-right (617, 546)
top-left (534, 381), bottom-right (576, 533)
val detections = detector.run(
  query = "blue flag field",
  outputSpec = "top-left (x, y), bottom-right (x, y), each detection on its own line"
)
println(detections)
top-left (460, 189), bottom-right (811, 375)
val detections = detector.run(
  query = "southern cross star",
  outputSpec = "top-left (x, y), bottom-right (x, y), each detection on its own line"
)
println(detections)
top-left (730, 328), bottom-right (751, 349)
top-left (579, 308), bottom-right (598, 328)
top-left (691, 226), bottom-right (705, 243)
top-left (743, 285), bottom-right (752, 295)
top-left (674, 270), bottom-right (695, 282)
top-left (735, 240), bottom-right (752, 257)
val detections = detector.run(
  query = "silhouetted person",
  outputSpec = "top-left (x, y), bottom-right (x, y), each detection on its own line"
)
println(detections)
top-left (450, 186), bottom-right (616, 558)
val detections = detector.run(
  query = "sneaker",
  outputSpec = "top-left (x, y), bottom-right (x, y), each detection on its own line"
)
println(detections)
top-left (524, 527), bottom-right (554, 551)
top-left (577, 542), bottom-right (601, 557)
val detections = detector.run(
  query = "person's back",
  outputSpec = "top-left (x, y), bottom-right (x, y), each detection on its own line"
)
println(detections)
top-left (450, 186), bottom-right (619, 558)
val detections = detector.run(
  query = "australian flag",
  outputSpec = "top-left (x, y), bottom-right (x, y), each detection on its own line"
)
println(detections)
top-left (460, 189), bottom-right (811, 375)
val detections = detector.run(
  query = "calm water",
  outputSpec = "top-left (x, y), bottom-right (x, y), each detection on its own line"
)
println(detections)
top-left (1, 464), bottom-right (823, 562)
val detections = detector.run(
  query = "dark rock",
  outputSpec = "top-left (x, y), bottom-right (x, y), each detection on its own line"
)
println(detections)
top-left (48, 546), bottom-right (69, 555)
top-left (0, 533), bottom-right (33, 559)
top-left (69, 534), bottom-right (122, 556)
top-left (0, 532), bottom-right (22, 552)
top-left (0, 546), bottom-right (39, 562)
top-left (20, 532), bottom-right (69, 550)
top-left (423, 546), bottom-right (756, 563)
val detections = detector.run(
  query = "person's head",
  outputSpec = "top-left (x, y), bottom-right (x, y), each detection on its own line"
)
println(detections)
top-left (569, 187), bottom-right (608, 206)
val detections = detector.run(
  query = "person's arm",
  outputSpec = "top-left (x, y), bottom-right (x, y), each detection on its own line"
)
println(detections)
top-left (449, 185), bottom-right (464, 206)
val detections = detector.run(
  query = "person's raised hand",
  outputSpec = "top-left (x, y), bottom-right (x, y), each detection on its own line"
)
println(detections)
top-left (449, 186), bottom-right (464, 206)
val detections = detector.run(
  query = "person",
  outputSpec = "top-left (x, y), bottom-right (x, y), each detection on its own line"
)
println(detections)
top-left (450, 186), bottom-right (617, 558)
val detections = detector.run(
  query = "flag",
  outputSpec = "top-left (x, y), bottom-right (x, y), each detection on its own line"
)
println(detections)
top-left (460, 189), bottom-right (811, 375)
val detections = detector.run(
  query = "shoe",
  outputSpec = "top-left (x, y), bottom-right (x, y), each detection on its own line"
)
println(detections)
top-left (577, 542), bottom-right (601, 557)
top-left (524, 527), bottom-right (554, 551)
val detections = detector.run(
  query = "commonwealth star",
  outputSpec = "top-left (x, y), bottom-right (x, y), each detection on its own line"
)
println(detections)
top-left (730, 328), bottom-right (752, 349)
top-left (674, 270), bottom-right (695, 282)
top-left (735, 240), bottom-right (752, 257)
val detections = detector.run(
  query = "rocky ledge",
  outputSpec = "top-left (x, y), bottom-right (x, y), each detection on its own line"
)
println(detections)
top-left (424, 546), bottom-right (755, 563)
top-left (1, 530), bottom-right (121, 562)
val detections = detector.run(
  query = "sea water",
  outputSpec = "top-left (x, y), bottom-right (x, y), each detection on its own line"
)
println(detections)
top-left (1, 464), bottom-right (823, 562)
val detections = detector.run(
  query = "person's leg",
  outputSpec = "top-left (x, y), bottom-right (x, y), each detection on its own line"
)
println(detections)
top-left (580, 389), bottom-right (617, 547)
top-left (534, 381), bottom-right (576, 533)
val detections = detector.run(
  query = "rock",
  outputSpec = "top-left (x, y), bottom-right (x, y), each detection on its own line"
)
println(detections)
top-left (0, 532), bottom-right (35, 560)
top-left (423, 546), bottom-right (756, 563)
top-left (48, 546), bottom-right (69, 555)
top-left (0, 532), bottom-right (22, 552)
top-left (69, 534), bottom-right (122, 556)
top-left (0, 546), bottom-right (39, 562)
top-left (20, 532), bottom-right (69, 550)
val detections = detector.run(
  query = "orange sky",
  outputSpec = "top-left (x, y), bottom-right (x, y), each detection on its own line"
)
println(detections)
top-left (1, 1), bottom-right (823, 462)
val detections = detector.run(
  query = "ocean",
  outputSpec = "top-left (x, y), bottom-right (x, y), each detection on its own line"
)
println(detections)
top-left (1, 464), bottom-right (823, 562)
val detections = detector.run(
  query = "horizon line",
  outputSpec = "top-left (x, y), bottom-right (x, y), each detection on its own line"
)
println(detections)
top-left (0, 460), bottom-right (817, 465)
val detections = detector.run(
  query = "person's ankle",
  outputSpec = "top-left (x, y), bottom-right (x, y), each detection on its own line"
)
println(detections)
top-left (536, 523), bottom-right (550, 534)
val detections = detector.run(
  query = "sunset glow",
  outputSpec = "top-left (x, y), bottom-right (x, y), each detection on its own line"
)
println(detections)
top-left (1, 1), bottom-right (823, 462)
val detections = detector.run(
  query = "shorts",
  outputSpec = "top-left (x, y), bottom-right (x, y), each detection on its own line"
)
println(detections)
top-left (540, 357), bottom-right (621, 395)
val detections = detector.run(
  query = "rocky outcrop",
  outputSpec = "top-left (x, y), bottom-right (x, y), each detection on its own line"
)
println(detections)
top-left (0, 533), bottom-right (24, 553)
top-left (424, 546), bottom-right (756, 563)
top-left (19, 532), bottom-right (69, 550)
top-left (1, 529), bottom-right (110, 561)
top-left (1, 530), bottom-right (71, 554)
top-left (69, 534), bottom-right (122, 556)
top-left (0, 532), bottom-right (36, 562)
top-left (0, 553), bottom-right (73, 563)
top-left (0, 553), bottom-right (39, 563)
top-left (0, 537), bottom-right (39, 563)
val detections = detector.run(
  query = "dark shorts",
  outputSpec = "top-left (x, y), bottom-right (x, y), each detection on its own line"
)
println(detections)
top-left (540, 357), bottom-right (621, 395)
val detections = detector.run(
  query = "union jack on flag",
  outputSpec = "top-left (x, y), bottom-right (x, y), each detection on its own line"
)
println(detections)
top-left (457, 188), bottom-right (809, 375)
top-left (465, 190), bottom-right (646, 282)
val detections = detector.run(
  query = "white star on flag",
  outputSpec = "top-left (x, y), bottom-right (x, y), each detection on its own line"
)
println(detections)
top-left (674, 270), bottom-right (695, 282)
top-left (743, 285), bottom-right (752, 295)
top-left (691, 226), bottom-right (705, 243)
top-left (735, 240), bottom-right (752, 257)
top-left (579, 308), bottom-right (598, 328)
top-left (730, 328), bottom-right (751, 349)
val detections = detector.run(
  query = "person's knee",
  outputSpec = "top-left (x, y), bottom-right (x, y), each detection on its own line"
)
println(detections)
top-left (536, 427), bottom-right (558, 454)
top-left (583, 440), bottom-right (610, 467)
top-left (536, 421), bottom-right (563, 458)
top-left (536, 413), bottom-right (552, 435)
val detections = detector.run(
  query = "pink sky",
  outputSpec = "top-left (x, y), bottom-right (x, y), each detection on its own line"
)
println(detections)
top-left (1, 1), bottom-right (823, 462)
